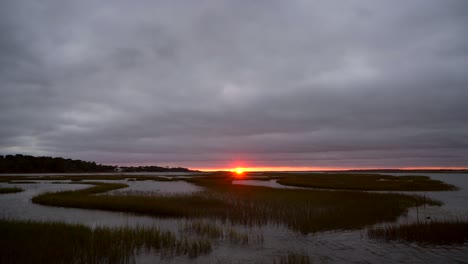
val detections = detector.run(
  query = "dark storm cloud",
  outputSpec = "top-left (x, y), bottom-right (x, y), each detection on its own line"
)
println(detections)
top-left (1, 0), bottom-right (468, 168)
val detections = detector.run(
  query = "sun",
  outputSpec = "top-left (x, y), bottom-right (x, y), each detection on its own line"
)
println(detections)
top-left (234, 168), bottom-right (244, 175)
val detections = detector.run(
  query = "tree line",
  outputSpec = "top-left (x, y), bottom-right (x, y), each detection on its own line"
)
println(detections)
top-left (119, 166), bottom-right (191, 172)
top-left (0, 154), bottom-right (116, 173)
top-left (0, 154), bottom-right (192, 173)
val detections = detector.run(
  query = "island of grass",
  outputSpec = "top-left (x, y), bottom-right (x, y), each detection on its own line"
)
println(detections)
top-left (0, 187), bottom-right (23, 194)
top-left (32, 176), bottom-right (443, 234)
top-left (274, 173), bottom-right (457, 191)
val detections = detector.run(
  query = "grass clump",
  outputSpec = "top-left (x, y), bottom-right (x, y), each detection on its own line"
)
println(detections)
top-left (368, 219), bottom-right (468, 245)
top-left (0, 187), bottom-right (23, 194)
top-left (274, 252), bottom-right (311, 264)
top-left (276, 173), bottom-right (457, 191)
top-left (182, 220), bottom-right (263, 245)
top-left (183, 220), bottom-right (223, 239)
top-left (0, 219), bottom-right (211, 264)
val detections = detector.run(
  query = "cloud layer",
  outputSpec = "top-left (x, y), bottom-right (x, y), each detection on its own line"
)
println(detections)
top-left (1, 0), bottom-right (468, 168)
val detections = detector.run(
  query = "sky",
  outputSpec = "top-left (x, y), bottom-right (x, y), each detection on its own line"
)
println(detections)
top-left (1, 0), bottom-right (468, 170)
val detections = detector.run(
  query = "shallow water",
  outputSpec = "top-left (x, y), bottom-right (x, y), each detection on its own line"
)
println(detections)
top-left (232, 179), bottom-right (300, 189)
top-left (1, 173), bottom-right (468, 263)
top-left (0, 181), bottom-right (186, 231)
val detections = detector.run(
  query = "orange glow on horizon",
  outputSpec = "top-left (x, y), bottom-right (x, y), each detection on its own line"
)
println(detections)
top-left (193, 166), bottom-right (468, 172)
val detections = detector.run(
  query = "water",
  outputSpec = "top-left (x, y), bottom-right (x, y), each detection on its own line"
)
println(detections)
top-left (0, 181), bottom-right (186, 230)
top-left (233, 179), bottom-right (301, 189)
top-left (388, 173), bottom-right (468, 219)
top-left (1, 173), bottom-right (468, 263)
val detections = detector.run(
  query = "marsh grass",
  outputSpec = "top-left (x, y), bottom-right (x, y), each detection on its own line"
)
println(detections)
top-left (0, 187), bottom-right (23, 194)
top-left (183, 219), bottom-right (223, 239)
top-left (182, 219), bottom-right (263, 244)
top-left (0, 219), bottom-right (211, 264)
top-left (275, 173), bottom-right (457, 191)
top-left (367, 219), bottom-right (468, 245)
top-left (190, 177), bottom-right (442, 233)
top-left (32, 179), bottom-right (440, 234)
top-left (273, 252), bottom-right (311, 264)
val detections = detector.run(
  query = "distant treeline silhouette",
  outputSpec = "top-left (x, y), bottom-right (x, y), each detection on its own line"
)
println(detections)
top-left (0, 154), bottom-right (192, 173)
top-left (0, 154), bottom-right (116, 173)
top-left (119, 166), bottom-right (192, 173)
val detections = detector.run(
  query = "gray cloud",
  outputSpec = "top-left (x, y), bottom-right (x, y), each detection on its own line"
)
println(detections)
top-left (1, 0), bottom-right (468, 169)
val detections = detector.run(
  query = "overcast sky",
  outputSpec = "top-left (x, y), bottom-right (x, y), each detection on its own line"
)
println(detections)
top-left (1, 0), bottom-right (467, 169)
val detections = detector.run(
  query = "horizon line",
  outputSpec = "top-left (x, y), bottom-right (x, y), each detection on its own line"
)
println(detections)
top-left (193, 166), bottom-right (468, 172)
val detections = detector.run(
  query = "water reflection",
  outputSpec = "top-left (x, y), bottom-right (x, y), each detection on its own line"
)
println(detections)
top-left (232, 179), bottom-right (298, 189)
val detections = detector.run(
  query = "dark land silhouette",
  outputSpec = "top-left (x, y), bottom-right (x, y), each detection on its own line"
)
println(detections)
top-left (0, 154), bottom-right (192, 173)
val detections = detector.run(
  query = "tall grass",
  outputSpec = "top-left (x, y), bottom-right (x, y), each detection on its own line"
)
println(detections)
top-left (367, 219), bottom-right (468, 245)
top-left (0, 187), bottom-right (23, 194)
top-left (0, 219), bottom-right (211, 264)
top-left (32, 180), bottom-right (440, 234)
top-left (182, 219), bottom-right (263, 244)
top-left (273, 252), bottom-right (311, 264)
top-left (275, 173), bottom-right (457, 191)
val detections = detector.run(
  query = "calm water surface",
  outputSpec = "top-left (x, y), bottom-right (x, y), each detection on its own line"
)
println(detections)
top-left (1, 173), bottom-right (467, 263)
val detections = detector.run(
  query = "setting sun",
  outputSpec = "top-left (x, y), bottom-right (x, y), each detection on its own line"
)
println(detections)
top-left (234, 168), bottom-right (244, 174)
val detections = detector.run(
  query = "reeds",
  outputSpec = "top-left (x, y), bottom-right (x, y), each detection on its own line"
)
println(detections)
top-left (367, 219), bottom-right (468, 245)
top-left (274, 252), bottom-right (311, 264)
top-left (0, 219), bottom-right (212, 264)
top-left (0, 187), bottom-right (23, 194)
top-left (182, 219), bottom-right (263, 244)
top-left (276, 173), bottom-right (457, 191)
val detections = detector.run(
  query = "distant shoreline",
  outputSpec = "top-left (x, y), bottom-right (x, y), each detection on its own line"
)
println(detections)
top-left (344, 169), bottom-right (468, 174)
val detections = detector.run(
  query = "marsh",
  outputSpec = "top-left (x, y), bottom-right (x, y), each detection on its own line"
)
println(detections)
top-left (1, 172), bottom-right (467, 263)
